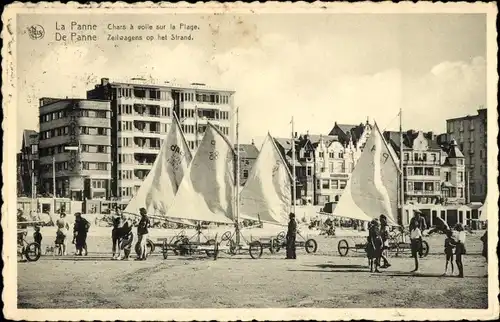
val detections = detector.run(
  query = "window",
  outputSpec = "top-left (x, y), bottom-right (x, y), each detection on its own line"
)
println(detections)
top-left (414, 182), bottom-right (423, 191)
top-left (307, 167), bottom-right (312, 176)
top-left (445, 172), bottom-right (451, 181)
top-left (458, 188), bottom-right (464, 198)
top-left (339, 180), bottom-right (347, 189)
top-left (319, 152), bottom-right (324, 158)
top-left (243, 170), bottom-right (249, 179)
top-left (322, 180), bottom-right (330, 189)
top-left (404, 153), bottom-right (409, 161)
top-left (316, 179), bottom-right (320, 190)
top-left (331, 180), bottom-right (338, 189)
top-left (447, 122), bottom-right (454, 133)
top-left (458, 172), bottom-right (464, 182)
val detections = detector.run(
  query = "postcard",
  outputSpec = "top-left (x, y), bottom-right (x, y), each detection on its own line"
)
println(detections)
top-left (2, 2), bottom-right (498, 321)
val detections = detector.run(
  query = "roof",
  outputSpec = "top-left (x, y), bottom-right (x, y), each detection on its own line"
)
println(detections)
top-left (328, 122), bottom-right (369, 145)
top-left (446, 139), bottom-right (464, 158)
top-left (383, 130), bottom-right (442, 152)
top-left (235, 144), bottom-right (259, 159)
top-left (22, 129), bottom-right (38, 148)
top-left (273, 137), bottom-right (293, 152)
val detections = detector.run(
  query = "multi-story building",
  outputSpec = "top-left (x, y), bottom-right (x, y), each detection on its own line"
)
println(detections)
top-left (38, 98), bottom-right (112, 201)
top-left (274, 121), bottom-right (372, 206)
top-left (235, 141), bottom-right (259, 186)
top-left (87, 78), bottom-right (234, 201)
top-left (446, 108), bottom-right (487, 202)
top-left (17, 130), bottom-right (39, 197)
top-left (383, 130), bottom-right (466, 206)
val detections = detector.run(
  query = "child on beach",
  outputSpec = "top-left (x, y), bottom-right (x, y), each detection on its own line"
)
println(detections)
top-left (33, 226), bottom-right (43, 251)
top-left (443, 230), bottom-right (455, 276)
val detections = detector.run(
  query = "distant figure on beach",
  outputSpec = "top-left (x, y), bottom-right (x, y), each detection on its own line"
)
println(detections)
top-left (379, 214), bottom-right (391, 269)
top-left (286, 213), bottom-right (297, 259)
top-left (135, 208), bottom-right (151, 261)
top-left (443, 230), bottom-right (455, 276)
top-left (409, 210), bottom-right (426, 273)
top-left (118, 216), bottom-right (134, 260)
top-left (17, 209), bottom-right (29, 261)
top-left (73, 213), bottom-right (90, 256)
top-left (368, 219), bottom-right (382, 273)
top-left (55, 212), bottom-right (70, 256)
top-left (33, 226), bottom-right (43, 252)
top-left (454, 223), bottom-right (466, 278)
top-left (112, 208), bottom-right (124, 259)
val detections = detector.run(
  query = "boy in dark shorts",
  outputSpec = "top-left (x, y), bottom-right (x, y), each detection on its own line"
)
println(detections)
top-left (33, 226), bottom-right (43, 251)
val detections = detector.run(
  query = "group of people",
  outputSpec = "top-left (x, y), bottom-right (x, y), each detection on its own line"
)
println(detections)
top-left (55, 212), bottom-right (91, 256)
top-left (366, 209), bottom-right (487, 277)
top-left (111, 207), bottom-right (151, 261)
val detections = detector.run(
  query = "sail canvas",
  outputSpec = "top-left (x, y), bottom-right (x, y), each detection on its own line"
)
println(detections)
top-left (165, 123), bottom-right (235, 224)
top-left (333, 122), bottom-right (400, 224)
top-left (124, 113), bottom-right (193, 217)
top-left (240, 133), bottom-right (292, 224)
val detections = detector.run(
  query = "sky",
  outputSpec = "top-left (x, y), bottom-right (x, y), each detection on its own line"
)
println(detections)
top-left (15, 13), bottom-right (487, 149)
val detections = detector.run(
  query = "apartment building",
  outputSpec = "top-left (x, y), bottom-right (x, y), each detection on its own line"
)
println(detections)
top-left (17, 130), bottom-right (39, 197)
top-left (38, 98), bottom-right (112, 201)
top-left (87, 78), bottom-right (235, 201)
top-left (446, 108), bottom-right (487, 202)
top-left (274, 121), bottom-right (372, 206)
top-left (384, 130), bottom-right (466, 206)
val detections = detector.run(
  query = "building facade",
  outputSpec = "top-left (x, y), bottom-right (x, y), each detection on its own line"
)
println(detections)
top-left (87, 78), bottom-right (235, 201)
top-left (446, 108), bottom-right (487, 202)
top-left (17, 130), bottom-right (39, 197)
top-left (274, 121), bottom-right (372, 206)
top-left (38, 98), bottom-right (112, 201)
top-left (384, 130), bottom-right (466, 206)
top-left (235, 142), bottom-right (259, 186)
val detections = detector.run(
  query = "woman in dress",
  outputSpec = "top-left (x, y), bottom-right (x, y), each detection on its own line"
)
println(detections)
top-left (55, 212), bottom-right (70, 256)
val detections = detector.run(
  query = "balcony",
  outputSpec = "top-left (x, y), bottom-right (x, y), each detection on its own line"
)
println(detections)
top-left (134, 160), bottom-right (154, 169)
top-left (133, 144), bottom-right (161, 154)
top-left (406, 190), bottom-right (441, 196)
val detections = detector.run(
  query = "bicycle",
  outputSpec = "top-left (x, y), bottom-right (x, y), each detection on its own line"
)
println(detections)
top-left (17, 229), bottom-right (41, 262)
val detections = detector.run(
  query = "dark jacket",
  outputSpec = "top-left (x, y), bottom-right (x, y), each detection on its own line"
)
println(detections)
top-left (287, 219), bottom-right (297, 238)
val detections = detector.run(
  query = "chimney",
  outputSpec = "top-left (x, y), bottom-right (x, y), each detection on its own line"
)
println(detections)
top-left (251, 139), bottom-right (255, 145)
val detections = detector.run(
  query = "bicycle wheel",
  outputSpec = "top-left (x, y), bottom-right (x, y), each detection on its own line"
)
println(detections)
top-left (25, 242), bottom-right (41, 262)
top-left (249, 241), bottom-right (263, 259)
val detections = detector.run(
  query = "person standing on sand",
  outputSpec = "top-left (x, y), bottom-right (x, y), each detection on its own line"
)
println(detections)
top-left (454, 223), bottom-right (467, 278)
top-left (443, 230), bottom-right (456, 276)
top-left (409, 210), bottom-right (426, 273)
top-left (379, 214), bottom-right (391, 268)
top-left (286, 213), bottom-right (297, 259)
top-left (112, 208), bottom-right (124, 259)
top-left (135, 208), bottom-right (151, 261)
top-left (118, 215), bottom-right (134, 260)
top-left (55, 212), bottom-right (70, 256)
top-left (73, 213), bottom-right (90, 256)
top-left (368, 219), bottom-right (382, 273)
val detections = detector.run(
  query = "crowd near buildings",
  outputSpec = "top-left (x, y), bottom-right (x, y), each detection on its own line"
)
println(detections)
top-left (17, 77), bottom-right (487, 228)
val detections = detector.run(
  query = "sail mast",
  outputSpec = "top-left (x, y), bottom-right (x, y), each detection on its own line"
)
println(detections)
top-left (399, 106), bottom-right (404, 225)
top-left (291, 117), bottom-right (297, 214)
top-left (235, 107), bottom-right (241, 245)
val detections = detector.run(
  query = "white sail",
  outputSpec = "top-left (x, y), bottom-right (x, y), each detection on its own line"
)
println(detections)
top-left (333, 122), bottom-right (400, 224)
top-left (124, 112), bottom-right (193, 217)
top-left (240, 133), bottom-right (292, 224)
top-left (165, 123), bottom-right (235, 224)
